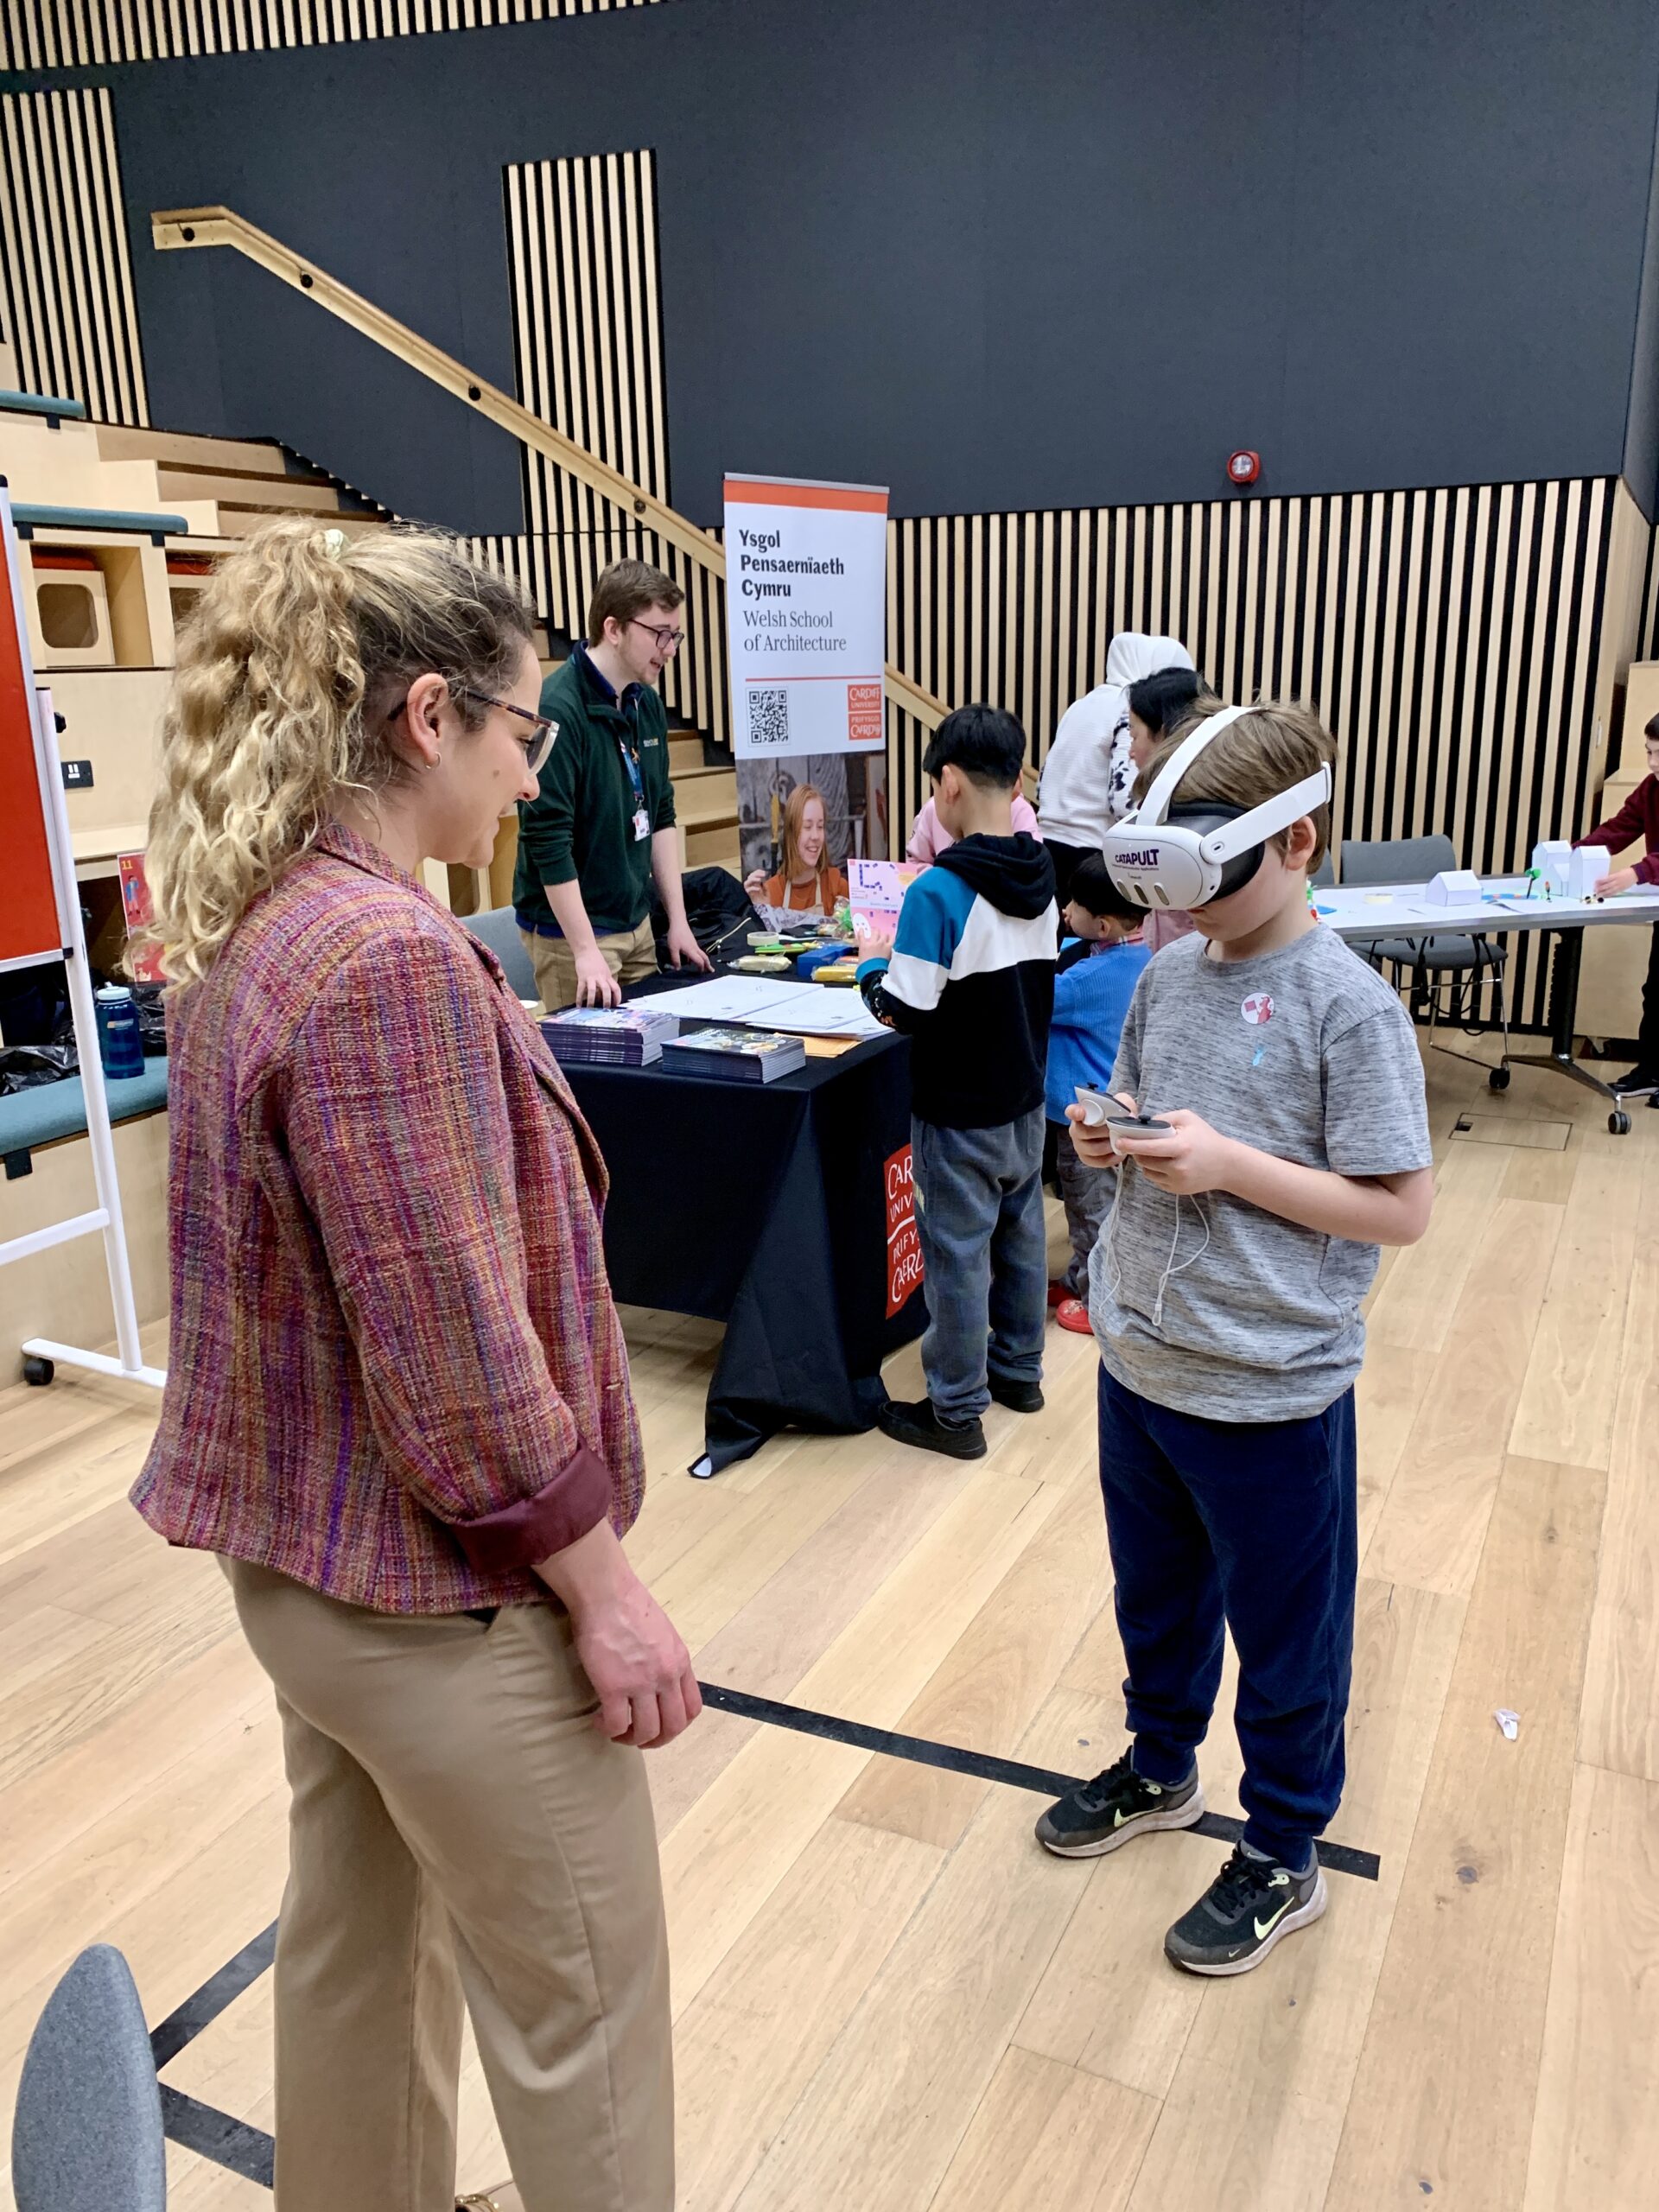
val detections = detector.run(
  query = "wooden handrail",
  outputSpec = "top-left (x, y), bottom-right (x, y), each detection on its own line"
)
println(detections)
top-left (151, 205), bottom-right (946, 731)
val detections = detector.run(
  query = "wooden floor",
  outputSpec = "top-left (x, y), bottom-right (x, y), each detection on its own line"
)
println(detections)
top-left (3, 1039), bottom-right (1657, 2210)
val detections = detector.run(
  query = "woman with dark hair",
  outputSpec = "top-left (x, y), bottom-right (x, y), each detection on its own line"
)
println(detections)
top-left (1127, 665), bottom-right (1205, 753)
top-left (1123, 672), bottom-right (1224, 953)
top-left (1038, 632), bottom-right (1193, 909)
top-left (133, 518), bottom-right (695, 2212)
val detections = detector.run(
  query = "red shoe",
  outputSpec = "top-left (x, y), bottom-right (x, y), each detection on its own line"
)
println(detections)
top-left (1047, 1281), bottom-right (1071, 1309)
top-left (1056, 1297), bottom-right (1093, 1334)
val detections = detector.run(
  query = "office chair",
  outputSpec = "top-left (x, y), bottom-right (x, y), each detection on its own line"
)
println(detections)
top-left (12, 1944), bottom-right (167, 2211)
top-left (1338, 832), bottom-right (1509, 1067)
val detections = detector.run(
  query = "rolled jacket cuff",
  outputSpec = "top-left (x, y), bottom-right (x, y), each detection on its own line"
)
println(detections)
top-left (1637, 855), bottom-right (1659, 886)
top-left (451, 1445), bottom-right (611, 1574)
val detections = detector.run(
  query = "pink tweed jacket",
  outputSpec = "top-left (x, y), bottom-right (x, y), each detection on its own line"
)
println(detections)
top-left (131, 822), bottom-right (645, 1613)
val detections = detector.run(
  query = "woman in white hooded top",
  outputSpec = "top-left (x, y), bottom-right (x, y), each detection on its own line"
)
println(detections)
top-left (1037, 632), bottom-right (1194, 907)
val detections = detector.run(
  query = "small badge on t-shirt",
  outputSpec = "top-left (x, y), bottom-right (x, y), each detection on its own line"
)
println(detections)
top-left (1240, 992), bottom-right (1274, 1026)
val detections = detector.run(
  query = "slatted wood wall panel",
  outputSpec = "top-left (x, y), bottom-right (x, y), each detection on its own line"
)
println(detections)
top-left (1641, 521), bottom-right (1659, 663)
top-left (0, 88), bottom-right (148, 424)
top-left (481, 471), bottom-right (1624, 1030)
top-left (0, 0), bottom-right (657, 69)
top-left (880, 481), bottom-right (1625, 1028)
top-left (477, 149), bottom-right (726, 746)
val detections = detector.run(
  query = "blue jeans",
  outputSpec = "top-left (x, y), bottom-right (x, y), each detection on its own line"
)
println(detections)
top-left (912, 1109), bottom-right (1047, 1422)
top-left (1096, 1361), bottom-right (1357, 1866)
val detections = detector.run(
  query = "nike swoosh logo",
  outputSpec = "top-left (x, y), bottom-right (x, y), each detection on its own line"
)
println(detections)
top-left (1254, 1897), bottom-right (1296, 1939)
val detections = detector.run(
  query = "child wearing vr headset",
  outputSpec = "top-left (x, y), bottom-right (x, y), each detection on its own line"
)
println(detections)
top-left (1035, 700), bottom-right (1433, 1977)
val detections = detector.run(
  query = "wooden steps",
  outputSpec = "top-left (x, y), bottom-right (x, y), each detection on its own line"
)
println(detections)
top-left (94, 424), bottom-right (290, 476)
top-left (153, 469), bottom-right (362, 518)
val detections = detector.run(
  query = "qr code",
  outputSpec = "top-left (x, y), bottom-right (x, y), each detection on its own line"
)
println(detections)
top-left (749, 687), bottom-right (791, 747)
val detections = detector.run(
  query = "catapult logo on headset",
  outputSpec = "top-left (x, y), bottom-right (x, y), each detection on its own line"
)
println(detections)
top-left (1101, 704), bottom-right (1332, 913)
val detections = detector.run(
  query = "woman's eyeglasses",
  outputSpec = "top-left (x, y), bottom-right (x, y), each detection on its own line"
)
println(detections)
top-left (455, 688), bottom-right (559, 775)
top-left (391, 685), bottom-right (560, 776)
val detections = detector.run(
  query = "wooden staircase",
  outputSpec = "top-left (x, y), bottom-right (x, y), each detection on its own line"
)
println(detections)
top-left (3, 396), bottom-right (741, 900)
top-left (92, 423), bottom-right (391, 537)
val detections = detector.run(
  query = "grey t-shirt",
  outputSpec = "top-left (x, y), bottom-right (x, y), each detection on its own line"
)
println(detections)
top-left (1088, 924), bottom-right (1432, 1421)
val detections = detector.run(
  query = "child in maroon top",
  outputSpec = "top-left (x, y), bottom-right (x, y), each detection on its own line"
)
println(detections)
top-left (1575, 711), bottom-right (1659, 1088)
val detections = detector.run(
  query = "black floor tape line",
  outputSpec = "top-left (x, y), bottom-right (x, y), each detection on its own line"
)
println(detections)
top-left (159, 2086), bottom-right (276, 2189)
top-left (149, 1919), bottom-right (278, 2069)
top-left (700, 1682), bottom-right (1382, 1884)
top-left (151, 1678), bottom-right (1381, 2186)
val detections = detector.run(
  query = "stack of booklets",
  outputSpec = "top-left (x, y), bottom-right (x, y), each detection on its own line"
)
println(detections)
top-left (539, 1005), bottom-right (682, 1067)
top-left (658, 1026), bottom-right (807, 1084)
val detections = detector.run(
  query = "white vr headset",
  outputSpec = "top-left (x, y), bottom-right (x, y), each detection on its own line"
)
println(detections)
top-left (1100, 703), bottom-right (1333, 910)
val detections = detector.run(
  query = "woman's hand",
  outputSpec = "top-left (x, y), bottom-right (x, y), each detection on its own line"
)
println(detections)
top-left (1595, 865), bottom-right (1639, 898)
top-left (572, 1577), bottom-right (702, 1747)
top-left (743, 868), bottom-right (769, 902)
top-left (536, 1521), bottom-right (702, 1747)
top-left (859, 928), bottom-right (895, 963)
top-left (1108, 1108), bottom-right (1238, 1195)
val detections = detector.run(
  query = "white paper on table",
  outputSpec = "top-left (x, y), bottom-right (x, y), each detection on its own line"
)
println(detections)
top-left (648, 975), bottom-right (815, 1022)
top-left (765, 994), bottom-right (885, 1039)
top-left (651, 971), bottom-right (885, 1039)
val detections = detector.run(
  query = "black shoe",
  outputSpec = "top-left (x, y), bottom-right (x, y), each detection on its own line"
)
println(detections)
top-left (1035, 1748), bottom-right (1205, 1858)
top-left (1164, 1843), bottom-right (1327, 1976)
top-left (877, 1396), bottom-right (988, 1459)
top-left (988, 1374), bottom-right (1045, 1414)
top-left (1614, 1065), bottom-right (1659, 1095)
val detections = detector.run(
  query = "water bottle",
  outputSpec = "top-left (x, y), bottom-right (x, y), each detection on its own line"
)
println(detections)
top-left (95, 984), bottom-right (145, 1081)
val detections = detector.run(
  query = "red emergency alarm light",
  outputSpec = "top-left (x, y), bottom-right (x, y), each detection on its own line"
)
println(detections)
top-left (1226, 449), bottom-right (1262, 486)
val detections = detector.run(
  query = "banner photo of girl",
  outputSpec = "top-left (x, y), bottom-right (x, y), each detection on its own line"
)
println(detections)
top-left (739, 753), bottom-right (890, 925)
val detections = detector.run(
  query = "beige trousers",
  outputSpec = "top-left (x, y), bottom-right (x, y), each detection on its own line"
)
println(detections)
top-left (225, 1560), bottom-right (673, 2212)
top-left (523, 918), bottom-right (659, 1012)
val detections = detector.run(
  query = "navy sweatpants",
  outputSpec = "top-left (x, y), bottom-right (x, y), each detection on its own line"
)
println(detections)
top-left (1096, 1361), bottom-right (1357, 1867)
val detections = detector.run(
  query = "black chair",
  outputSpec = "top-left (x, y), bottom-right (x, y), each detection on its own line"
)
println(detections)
top-left (1338, 832), bottom-right (1509, 1065)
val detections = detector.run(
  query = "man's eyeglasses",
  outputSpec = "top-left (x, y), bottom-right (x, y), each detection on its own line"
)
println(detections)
top-left (628, 619), bottom-right (684, 654)
top-left (455, 688), bottom-right (559, 775)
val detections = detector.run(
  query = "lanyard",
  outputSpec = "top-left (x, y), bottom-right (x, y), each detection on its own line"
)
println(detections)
top-left (616, 731), bottom-right (645, 807)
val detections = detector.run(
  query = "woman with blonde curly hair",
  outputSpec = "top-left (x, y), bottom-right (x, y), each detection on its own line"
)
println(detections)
top-left (132, 519), bottom-right (694, 2212)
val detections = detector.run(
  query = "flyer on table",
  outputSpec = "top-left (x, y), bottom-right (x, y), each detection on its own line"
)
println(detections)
top-left (724, 474), bottom-right (888, 759)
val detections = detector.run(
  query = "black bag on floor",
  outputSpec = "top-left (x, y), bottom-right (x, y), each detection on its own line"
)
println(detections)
top-left (651, 866), bottom-right (759, 969)
top-left (0, 1043), bottom-right (78, 1095)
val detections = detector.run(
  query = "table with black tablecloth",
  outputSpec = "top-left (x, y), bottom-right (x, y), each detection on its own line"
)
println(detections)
top-left (556, 982), bottom-right (926, 1474)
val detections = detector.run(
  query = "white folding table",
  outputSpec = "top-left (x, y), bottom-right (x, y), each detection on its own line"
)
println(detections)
top-left (1318, 876), bottom-right (1659, 1133)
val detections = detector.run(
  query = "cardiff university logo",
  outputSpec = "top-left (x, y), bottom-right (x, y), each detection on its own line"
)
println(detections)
top-left (1241, 993), bottom-right (1274, 1026)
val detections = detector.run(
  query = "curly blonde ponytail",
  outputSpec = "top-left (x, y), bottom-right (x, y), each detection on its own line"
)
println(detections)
top-left (144, 518), bottom-right (533, 984)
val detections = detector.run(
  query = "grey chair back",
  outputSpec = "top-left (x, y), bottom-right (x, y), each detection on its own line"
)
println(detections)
top-left (12, 1945), bottom-right (166, 2211)
top-left (1311, 853), bottom-right (1337, 889)
top-left (1339, 832), bottom-right (1459, 887)
top-left (462, 906), bottom-right (540, 1001)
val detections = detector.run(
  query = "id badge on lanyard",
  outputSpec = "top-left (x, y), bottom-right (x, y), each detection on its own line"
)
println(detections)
top-left (620, 733), bottom-right (650, 842)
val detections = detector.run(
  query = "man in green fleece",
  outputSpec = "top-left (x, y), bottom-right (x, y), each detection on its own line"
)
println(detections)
top-left (514, 559), bottom-right (712, 1008)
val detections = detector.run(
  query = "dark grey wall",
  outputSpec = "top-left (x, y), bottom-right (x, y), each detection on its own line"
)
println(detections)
top-left (12, 0), bottom-right (1659, 530)
top-left (1623, 69), bottom-right (1659, 515)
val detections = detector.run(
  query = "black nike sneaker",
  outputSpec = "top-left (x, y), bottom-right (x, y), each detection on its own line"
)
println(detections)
top-left (1164, 1843), bottom-right (1326, 1975)
top-left (1035, 1748), bottom-right (1205, 1858)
